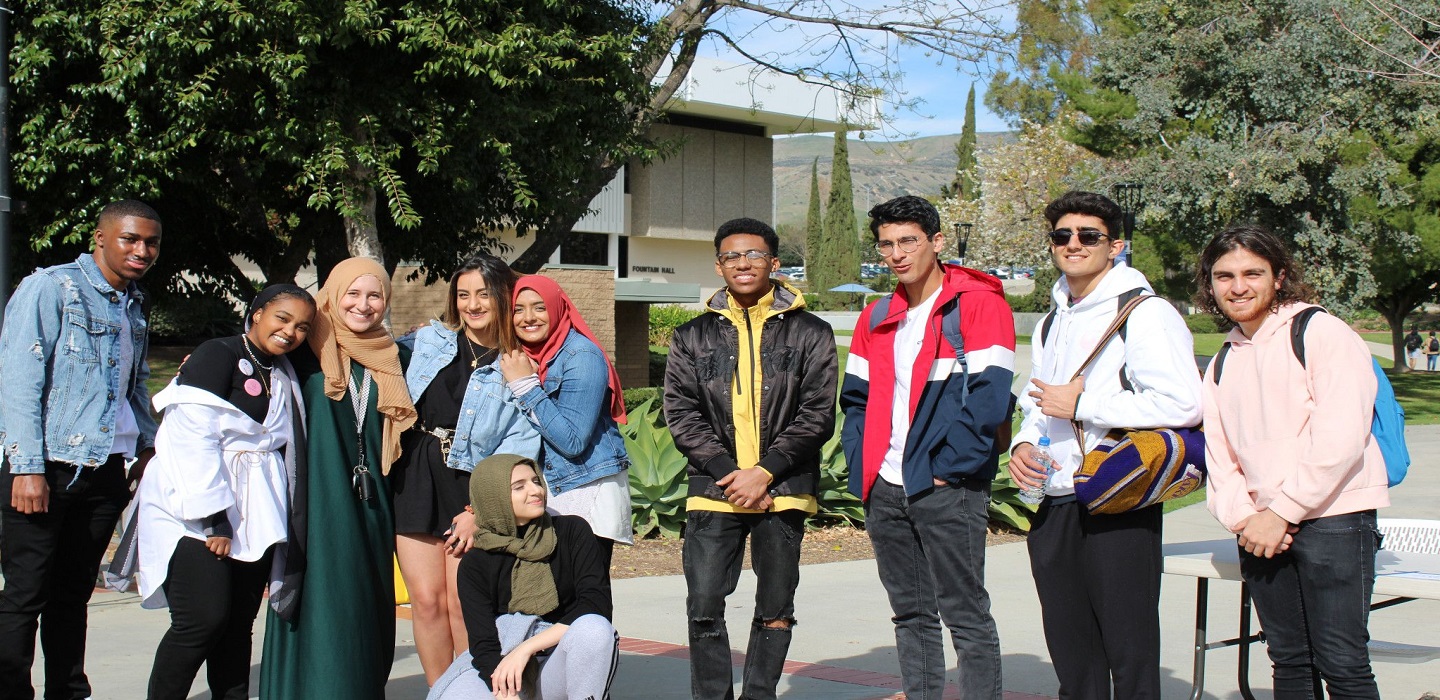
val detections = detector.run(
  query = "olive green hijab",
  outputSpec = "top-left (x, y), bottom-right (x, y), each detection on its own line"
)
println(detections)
top-left (470, 454), bottom-right (559, 616)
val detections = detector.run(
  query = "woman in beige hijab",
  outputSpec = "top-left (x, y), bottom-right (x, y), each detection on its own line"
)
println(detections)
top-left (260, 257), bottom-right (416, 700)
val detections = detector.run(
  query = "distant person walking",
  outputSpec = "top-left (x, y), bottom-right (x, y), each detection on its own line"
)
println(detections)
top-left (1199, 224), bottom-right (1387, 699)
top-left (1404, 326), bottom-right (1422, 369)
top-left (1425, 331), bottom-right (1439, 371)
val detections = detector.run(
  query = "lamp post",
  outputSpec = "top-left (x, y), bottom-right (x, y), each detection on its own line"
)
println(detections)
top-left (1112, 182), bottom-right (1143, 262)
top-left (955, 222), bottom-right (972, 266)
top-left (0, 1), bottom-right (11, 330)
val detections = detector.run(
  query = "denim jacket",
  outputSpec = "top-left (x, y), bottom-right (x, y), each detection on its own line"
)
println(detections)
top-left (0, 254), bottom-right (158, 473)
top-left (512, 329), bottom-right (628, 494)
top-left (402, 321), bottom-right (539, 472)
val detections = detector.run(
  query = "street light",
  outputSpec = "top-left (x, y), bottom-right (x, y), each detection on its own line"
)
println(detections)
top-left (955, 222), bottom-right (972, 266)
top-left (1112, 182), bottom-right (1143, 260)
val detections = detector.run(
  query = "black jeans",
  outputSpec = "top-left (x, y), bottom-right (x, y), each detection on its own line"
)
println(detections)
top-left (683, 509), bottom-right (806, 700)
top-left (1241, 510), bottom-right (1381, 700)
top-left (1027, 498), bottom-right (1162, 699)
top-left (148, 538), bottom-right (272, 700)
top-left (0, 457), bottom-right (130, 700)
top-left (865, 478), bottom-right (1001, 700)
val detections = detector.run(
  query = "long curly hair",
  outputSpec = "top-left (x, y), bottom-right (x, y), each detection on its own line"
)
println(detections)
top-left (1193, 224), bottom-right (1315, 317)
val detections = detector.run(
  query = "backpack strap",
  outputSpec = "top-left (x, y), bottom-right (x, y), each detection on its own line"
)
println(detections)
top-left (1040, 307), bottom-right (1058, 346)
top-left (868, 294), bottom-right (893, 333)
top-left (1212, 343), bottom-right (1232, 383)
top-left (1290, 306), bottom-right (1323, 368)
top-left (1115, 288), bottom-right (1147, 392)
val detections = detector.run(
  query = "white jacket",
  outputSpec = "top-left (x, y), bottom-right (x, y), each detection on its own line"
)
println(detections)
top-left (135, 370), bottom-right (299, 609)
top-left (1011, 263), bottom-right (1203, 496)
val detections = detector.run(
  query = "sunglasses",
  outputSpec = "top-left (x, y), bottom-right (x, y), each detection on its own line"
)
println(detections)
top-left (1048, 228), bottom-right (1110, 247)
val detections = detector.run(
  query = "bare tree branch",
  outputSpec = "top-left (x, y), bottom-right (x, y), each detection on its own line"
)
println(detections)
top-left (1333, 0), bottom-right (1440, 84)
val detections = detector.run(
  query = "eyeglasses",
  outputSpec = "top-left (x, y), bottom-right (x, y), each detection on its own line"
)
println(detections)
top-left (1048, 228), bottom-right (1110, 247)
top-left (875, 236), bottom-right (929, 255)
top-left (717, 250), bottom-right (774, 268)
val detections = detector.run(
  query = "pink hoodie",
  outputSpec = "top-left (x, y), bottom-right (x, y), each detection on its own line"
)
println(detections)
top-left (1202, 302), bottom-right (1390, 530)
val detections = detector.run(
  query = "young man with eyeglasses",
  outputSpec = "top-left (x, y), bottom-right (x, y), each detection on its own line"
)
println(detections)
top-left (664, 217), bottom-right (838, 700)
top-left (1008, 191), bottom-right (1201, 698)
top-left (841, 195), bottom-right (1015, 699)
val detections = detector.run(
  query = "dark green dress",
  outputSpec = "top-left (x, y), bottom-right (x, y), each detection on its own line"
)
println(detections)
top-left (261, 352), bottom-right (402, 699)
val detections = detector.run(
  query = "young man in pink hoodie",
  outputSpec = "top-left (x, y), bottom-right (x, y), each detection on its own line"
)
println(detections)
top-left (1198, 224), bottom-right (1388, 699)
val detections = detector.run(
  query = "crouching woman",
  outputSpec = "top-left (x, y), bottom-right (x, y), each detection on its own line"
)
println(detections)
top-left (428, 454), bottom-right (619, 700)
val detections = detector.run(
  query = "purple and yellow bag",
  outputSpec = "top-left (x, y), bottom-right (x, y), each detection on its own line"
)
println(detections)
top-left (1073, 426), bottom-right (1206, 515)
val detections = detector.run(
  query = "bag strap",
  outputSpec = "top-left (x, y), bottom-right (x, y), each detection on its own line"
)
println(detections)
top-left (869, 294), bottom-right (893, 333)
top-left (1067, 293), bottom-right (1155, 446)
top-left (1212, 343), bottom-right (1232, 383)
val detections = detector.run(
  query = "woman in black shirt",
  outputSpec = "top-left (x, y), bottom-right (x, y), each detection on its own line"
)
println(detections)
top-left (427, 454), bottom-right (618, 700)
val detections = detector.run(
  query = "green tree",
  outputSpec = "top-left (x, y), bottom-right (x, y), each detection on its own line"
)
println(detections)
top-left (11, 0), bottom-right (653, 295)
top-left (941, 84), bottom-right (980, 201)
top-left (1070, 0), bottom-right (1433, 312)
top-left (804, 158), bottom-right (825, 274)
top-left (818, 130), bottom-right (861, 298)
top-left (1352, 125), bottom-right (1440, 369)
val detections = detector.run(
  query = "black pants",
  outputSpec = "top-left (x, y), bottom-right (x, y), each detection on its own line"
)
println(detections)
top-left (0, 457), bottom-right (130, 700)
top-left (1027, 498), bottom-right (1163, 700)
top-left (683, 509), bottom-right (806, 700)
top-left (147, 538), bottom-right (272, 700)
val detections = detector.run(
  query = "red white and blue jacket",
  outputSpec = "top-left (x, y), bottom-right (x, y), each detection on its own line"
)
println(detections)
top-left (841, 264), bottom-right (1016, 501)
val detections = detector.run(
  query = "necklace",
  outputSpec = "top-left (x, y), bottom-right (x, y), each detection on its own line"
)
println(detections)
top-left (241, 336), bottom-right (274, 396)
top-left (462, 333), bottom-right (490, 369)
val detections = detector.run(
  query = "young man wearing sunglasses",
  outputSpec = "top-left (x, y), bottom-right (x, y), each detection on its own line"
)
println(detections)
top-left (1008, 191), bottom-right (1201, 698)
top-left (664, 217), bottom-right (838, 700)
top-left (841, 195), bottom-right (1015, 699)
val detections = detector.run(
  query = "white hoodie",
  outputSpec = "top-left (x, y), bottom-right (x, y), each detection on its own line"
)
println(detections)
top-left (1011, 263), bottom-right (1203, 496)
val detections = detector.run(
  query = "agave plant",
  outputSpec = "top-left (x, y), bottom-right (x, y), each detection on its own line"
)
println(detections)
top-left (620, 399), bottom-right (689, 539)
top-left (808, 409), bottom-right (865, 529)
top-left (988, 452), bottom-right (1037, 532)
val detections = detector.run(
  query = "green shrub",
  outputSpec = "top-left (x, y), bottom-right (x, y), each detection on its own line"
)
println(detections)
top-left (147, 294), bottom-right (243, 345)
top-left (648, 347), bottom-right (668, 386)
top-left (622, 387), bottom-right (662, 416)
top-left (649, 305), bottom-right (702, 347)
top-left (1184, 313), bottom-right (1222, 334)
top-left (1008, 265), bottom-right (1059, 313)
top-left (621, 400), bottom-right (688, 539)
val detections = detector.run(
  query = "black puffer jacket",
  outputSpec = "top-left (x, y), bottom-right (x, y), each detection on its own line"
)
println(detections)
top-left (663, 283), bottom-right (838, 500)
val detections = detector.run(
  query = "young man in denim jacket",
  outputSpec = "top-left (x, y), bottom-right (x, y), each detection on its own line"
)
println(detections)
top-left (664, 218), bottom-right (838, 700)
top-left (0, 200), bottom-right (163, 700)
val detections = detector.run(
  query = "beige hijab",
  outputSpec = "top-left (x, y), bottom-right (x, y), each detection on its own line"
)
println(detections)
top-left (307, 257), bottom-right (416, 473)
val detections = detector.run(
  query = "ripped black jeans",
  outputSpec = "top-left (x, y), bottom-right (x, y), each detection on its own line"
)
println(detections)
top-left (683, 508), bottom-right (806, 700)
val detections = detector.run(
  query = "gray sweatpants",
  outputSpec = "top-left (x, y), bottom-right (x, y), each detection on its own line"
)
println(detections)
top-left (427, 614), bottom-right (620, 700)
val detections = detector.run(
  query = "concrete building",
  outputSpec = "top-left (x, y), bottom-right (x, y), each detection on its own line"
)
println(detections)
top-left (393, 58), bottom-right (870, 390)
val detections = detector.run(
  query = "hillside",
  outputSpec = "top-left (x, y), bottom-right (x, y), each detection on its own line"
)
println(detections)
top-left (773, 132), bottom-right (1012, 229)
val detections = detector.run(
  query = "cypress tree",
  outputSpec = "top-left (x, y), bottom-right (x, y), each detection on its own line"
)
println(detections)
top-left (821, 128), bottom-right (861, 298)
top-left (804, 157), bottom-right (824, 280)
top-left (943, 84), bottom-right (980, 200)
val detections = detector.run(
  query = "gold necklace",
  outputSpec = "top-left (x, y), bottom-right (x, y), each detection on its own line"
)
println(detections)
top-left (463, 333), bottom-right (489, 369)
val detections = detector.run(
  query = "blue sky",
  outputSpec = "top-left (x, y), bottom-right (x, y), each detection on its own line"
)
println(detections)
top-left (695, 1), bottom-right (1016, 138)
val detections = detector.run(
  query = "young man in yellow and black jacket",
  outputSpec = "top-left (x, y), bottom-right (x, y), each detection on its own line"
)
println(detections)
top-left (663, 217), bottom-right (838, 700)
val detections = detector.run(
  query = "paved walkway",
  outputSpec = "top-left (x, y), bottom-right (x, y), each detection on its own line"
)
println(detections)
top-left (12, 431), bottom-right (1439, 699)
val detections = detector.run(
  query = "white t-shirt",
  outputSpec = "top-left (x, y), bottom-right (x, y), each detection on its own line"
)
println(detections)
top-left (879, 287), bottom-right (942, 485)
top-left (111, 290), bottom-right (139, 458)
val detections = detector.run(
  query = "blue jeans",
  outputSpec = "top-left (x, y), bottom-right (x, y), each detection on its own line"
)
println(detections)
top-left (866, 478), bottom-right (1002, 700)
top-left (1428, 353), bottom-right (1437, 371)
top-left (1240, 510), bottom-right (1381, 700)
top-left (683, 509), bottom-right (805, 700)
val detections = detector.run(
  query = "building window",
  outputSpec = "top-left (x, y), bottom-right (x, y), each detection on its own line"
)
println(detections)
top-left (561, 232), bottom-right (609, 266)
top-left (618, 237), bottom-right (629, 278)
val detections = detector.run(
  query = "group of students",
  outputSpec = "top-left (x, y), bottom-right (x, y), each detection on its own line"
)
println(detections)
top-left (1403, 325), bottom-right (1440, 371)
top-left (0, 192), bottom-right (1390, 700)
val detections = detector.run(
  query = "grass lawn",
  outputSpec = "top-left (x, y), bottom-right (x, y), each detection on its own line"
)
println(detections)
top-left (1385, 369), bottom-right (1440, 425)
top-left (144, 348), bottom-right (188, 399)
top-left (1361, 332), bottom-right (1397, 345)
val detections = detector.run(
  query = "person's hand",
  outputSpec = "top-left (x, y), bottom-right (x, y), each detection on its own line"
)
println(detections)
top-left (126, 449), bottom-right (156, 497)
top-left (499, 349), bottom-right (538, 384)
top-left (1028, 377), bottom-right (1085, 420)
top-left (1233, 509), bottom-right (1297, 558)
top-left (718, 468), bottom-right (771, 509)
top-left (445, 509), bottom-right (478, 557)
top-left (490, 647), bottom-right (535, 699)
top-left (206, 536), bottom-right (232, 558)
top-left (1008, 443), bottom-right (1047, 489)
top-left (10, 474), bottom-right (49, 514)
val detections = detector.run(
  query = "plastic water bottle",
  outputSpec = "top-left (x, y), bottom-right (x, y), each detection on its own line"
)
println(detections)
top-left (1018, 437), bottom-right (1056, 505)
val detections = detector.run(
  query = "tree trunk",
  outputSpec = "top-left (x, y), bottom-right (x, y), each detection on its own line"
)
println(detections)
top-left (510, 158), bottom-right (625, 273)
top-left (1379, 303), bottom-right (1413, 372)
top-left (343, 176), bottom-right (384, 267)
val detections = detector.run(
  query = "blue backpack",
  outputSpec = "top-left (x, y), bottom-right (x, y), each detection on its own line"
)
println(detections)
top-left (1211, 307), bottom-right (1410, 487)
